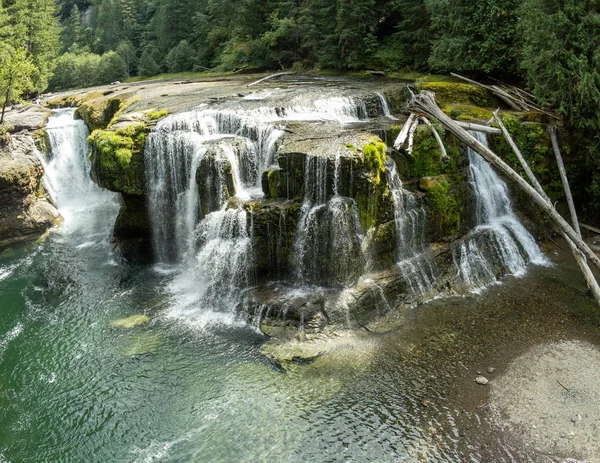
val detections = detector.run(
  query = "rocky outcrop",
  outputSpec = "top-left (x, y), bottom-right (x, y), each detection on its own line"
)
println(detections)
top-left (0, 132), bottom-right (60, 248)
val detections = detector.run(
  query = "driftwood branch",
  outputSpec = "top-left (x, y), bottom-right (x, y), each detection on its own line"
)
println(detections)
top-left (455, 121), bottom-right (501, 134)
top-left (420, 116), bottom-right (449, 162)
top-left (408, 91), bottom-right (600, 273)
top-left (394, 113), bottom-right (416, 150)
top-left (495, 110), bottom-right (600, 305)
top-left (247, 72), bottom-right (296, 87)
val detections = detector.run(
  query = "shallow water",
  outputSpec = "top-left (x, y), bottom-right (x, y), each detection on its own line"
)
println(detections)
top-left (2, 212), bottom-right (599, 463)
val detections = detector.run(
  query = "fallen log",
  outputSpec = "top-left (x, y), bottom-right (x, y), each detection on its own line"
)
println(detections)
top-left (393, 113), bottom-right (416, 150)
top-left (492, 109), bottom-right (548, 200)
top-left (247, 72), bottom-right (296, 87)
top-left (581, 223), bottom-right (600, 235)
top-left (419, 116), bottom-right (449, 162)
top-left (550, 127), bottom-right (580, 236)
top-left (408, 91), bottom-right (600, 272)
top-left (455, 121), bottom-right (501, 134)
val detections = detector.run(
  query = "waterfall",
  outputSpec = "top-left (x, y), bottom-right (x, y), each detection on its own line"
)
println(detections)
top-left (42, 109), bottom-right (118, 227)
top-left (376, 92), bottom-right (398, 120)
top-left (386, 160), bottom-right (437, 297)
top-left (291, 154), bottom-right (366, 286)
top-left (455, 131), bottom-right (546, 292)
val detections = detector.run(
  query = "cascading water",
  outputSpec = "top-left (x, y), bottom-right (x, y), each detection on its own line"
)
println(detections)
top-left (386, 160), bottom-right (437, 297)
top-left (292, 154), bottom-right (366, 285)
top-left (455, 131), bottom-right (546, 292)
top-left (144, 94), bottom-right (371, 321)
top-left (42, 109), bottom-right (119, 234)
top-left (376, 92), bottom-right (398, 120)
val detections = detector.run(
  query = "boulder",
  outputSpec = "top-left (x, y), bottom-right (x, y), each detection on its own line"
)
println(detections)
top-left (0, 132), bottom-right (60, 248)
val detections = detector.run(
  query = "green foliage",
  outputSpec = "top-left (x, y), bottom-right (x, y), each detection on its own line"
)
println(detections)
top-left (519, 0), bottom-right (600, 215)
top-left (362, 139), bottom-right (387, 184)
top-left (0, 46), bottom-right (36, 123)
top-left (138, 48), bottom-right (161, 78)
top-left (425, 0), bottom-right (520, 74)
top-left (50, 49), bottom-right (127, 89)
top-left (166, 40), bottom-right (196, 73)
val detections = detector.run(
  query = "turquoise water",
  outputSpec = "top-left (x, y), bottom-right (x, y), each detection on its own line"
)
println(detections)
top-left (0, 209), bottom-right (459, 462)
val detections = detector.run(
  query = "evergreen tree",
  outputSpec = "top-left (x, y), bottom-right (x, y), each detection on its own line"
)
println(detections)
top-left (6, 0), bottom-right (60, 93)
top-left (116, 39), bottom-right (137, 77)
top-left (138, 47), bottom-right (160, 77)
top-left (425, 0), bottom-right (520, 75)
top-left (165, 40), bottom-right (195, 73)
top-left (61, 5), bottom-right (82, 52)
top-left (99, 50), bottom-right (127, 82)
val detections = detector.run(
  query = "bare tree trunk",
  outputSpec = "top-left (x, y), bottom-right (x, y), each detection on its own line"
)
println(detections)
top-left (406, 117), bottom-right (419, 155)
top-left (494, 111), bottom-right (600, 306)
top-left (408, 91), bottom-right (600, 272)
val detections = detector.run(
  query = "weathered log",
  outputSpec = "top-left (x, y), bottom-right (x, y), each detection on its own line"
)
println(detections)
top-left (419, 116), bottom-right (449, 162)
top-left (581, 223), bottom-right (600, 235)
top-left (492, 109), bottom-right (548, 201)
top-left (408, 91), bottom-right (600, 272)
top-left (495, 110), bottom-right (600, 305)
top-left (406, 117), bottom-right (419, 155)
top-left (247, 72), bottom-right (296, 87)
top-left (549, 127), bottom-right (580, 236)
top-left (455, 121), bottom-right (501, 134)
top-left (393, 113), bottom-right (416, 150)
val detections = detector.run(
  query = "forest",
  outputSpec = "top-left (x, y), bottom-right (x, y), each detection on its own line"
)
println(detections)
top-left (1, 0), bottom-right (599, 214)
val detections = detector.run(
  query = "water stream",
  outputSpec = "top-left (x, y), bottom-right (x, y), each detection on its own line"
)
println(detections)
top-left (455, 131), bottom-right (547, 291)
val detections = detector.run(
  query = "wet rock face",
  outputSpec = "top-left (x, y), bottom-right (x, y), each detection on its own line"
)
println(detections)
top-left (0, 133), bottom-right (60, 248)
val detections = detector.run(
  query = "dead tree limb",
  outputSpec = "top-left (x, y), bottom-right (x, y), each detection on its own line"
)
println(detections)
top-left (455, 121), bottom-right (501, 134)
top-left (550, 127), bottom-right (580, 236)
top-left (420, 116), bottom-right (449, 162)
top-left (393, 113), bottom-right (416, 150)
top-left (495, 110), bottom-right (600, 305)
top-left (581, 223), bottom-right (600, 235)
top-left (408, 91), bottom-right (600, 272)
top-left (247, 72), bottom-right (296, 87)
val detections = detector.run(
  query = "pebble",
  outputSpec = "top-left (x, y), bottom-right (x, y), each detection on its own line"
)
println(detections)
top-left (475, 376), bottom-right (489, 385)
top-left (487, 367), bottom-right (495, 374)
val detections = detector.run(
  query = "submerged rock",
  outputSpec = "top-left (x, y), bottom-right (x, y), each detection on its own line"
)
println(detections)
top-left (111, 314), bottom-right (150, 329)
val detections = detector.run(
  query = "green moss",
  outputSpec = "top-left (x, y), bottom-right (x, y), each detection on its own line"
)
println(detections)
top-left (416, 81), bottom-right (494, 107)
top-left (267, 169), bottom-right (278, 199)
top-left (88, 123), bottom-right (146, 194)
top-left (362, 139), bottom-right (387, 184)
top-left (441, 104), bottom-right (493, 122)
top-left (426, 179), bottom-right (461, 236)
top-left (146, 110), bottom-right (169, 121)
